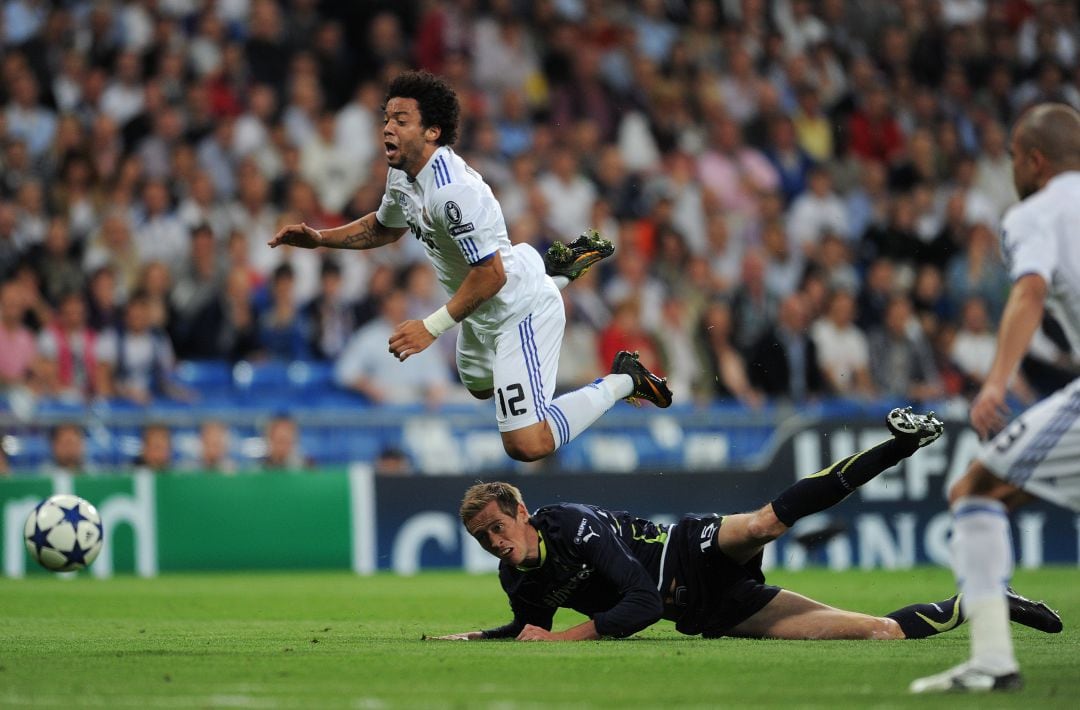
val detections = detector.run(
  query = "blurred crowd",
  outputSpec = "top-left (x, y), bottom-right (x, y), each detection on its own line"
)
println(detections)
top-left (2, 0), bottom-right (1080, 432)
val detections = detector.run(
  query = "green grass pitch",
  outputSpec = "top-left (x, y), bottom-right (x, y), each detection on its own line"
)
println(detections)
top-left (1, 567), bottom-right (1078, 708)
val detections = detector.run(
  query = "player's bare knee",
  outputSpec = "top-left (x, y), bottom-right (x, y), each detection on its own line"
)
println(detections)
top-left (503, 443), bottom-right (549, 462)
top-left (746, 507), bottom-right (785, 544)
top-left (502, 423), bottom-right (557, 462)
top-left (873, 616), bottom-right (905, 640)
top-left (502, 437), bottom-right (554, 462)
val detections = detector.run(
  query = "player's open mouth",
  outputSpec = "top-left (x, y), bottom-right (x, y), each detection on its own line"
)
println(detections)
top-left (385, 143), bottom-right (398, 159)
top-left (499, 548), bottom-right (512, 558)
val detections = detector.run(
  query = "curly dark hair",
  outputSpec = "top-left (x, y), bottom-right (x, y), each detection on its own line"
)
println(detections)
top-left (384, 70), bottom-right (460, 146)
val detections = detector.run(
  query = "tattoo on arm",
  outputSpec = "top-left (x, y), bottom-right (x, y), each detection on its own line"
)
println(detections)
top-left (341, 219), bottom-right (385, 248)
top-left (454, 294), bottom-right (487, 320)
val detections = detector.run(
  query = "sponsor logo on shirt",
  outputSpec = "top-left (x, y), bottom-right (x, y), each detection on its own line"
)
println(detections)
top-left (543, 566), bottom-right (592, 607)
top-left (574, 517), bottom-right (599, 545)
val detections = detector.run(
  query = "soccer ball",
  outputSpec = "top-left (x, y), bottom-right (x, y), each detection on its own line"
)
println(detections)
top-left (24, 494), bottom-right (104, 572)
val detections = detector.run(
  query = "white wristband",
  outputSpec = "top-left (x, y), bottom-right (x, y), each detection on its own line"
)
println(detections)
top-left (422, 305), bottom-right (456, 338)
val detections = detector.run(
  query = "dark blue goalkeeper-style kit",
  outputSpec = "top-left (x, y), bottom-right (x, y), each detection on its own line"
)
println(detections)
top-left (480, 503), bottom-right (779, 639)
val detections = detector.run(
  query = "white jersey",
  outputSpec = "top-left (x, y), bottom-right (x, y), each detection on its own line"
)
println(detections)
top-left (983, 171), bottom-right (1080, 511)
top-left (375, 146), bottom-right (547, 332)
top-left (1000, 171), bottom-right (1080, 352)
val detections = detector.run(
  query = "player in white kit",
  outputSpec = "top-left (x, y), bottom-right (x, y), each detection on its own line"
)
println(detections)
top-left (270, 71), bottom-right (671, 462)
top-left (911, 103), bottom-right (1080, 693)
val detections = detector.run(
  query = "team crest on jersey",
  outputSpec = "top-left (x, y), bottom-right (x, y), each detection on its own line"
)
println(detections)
top-left (445, 201), bottom-right (463, 224)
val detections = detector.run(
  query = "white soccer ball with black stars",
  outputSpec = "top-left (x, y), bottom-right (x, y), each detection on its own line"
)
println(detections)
top-left (24, 494), bottom-right (104, 572)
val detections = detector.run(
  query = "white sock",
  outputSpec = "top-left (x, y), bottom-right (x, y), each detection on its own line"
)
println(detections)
top-left (546, 375), bottom-right (632, 449)
top-left (552, 275), bottom-right (570, 290)
top-left (950, 496), bottom-right (1018, 674)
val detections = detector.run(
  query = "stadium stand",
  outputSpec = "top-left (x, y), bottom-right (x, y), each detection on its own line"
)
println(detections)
top-left (1, 0), bottom-right (1078, 475)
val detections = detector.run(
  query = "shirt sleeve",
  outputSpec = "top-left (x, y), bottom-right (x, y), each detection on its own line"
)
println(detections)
top-left (94, 330), bottom-right (118, 365)
top-left (431, 182), bottom-right (502, 266)
top-left (483, 573), bottom-right (556, 639)
top-left (573, 509), bottom-right (664, 638)
top-left (37, 330), bottom-right (57, 358)
top-left (1001, 203), bottom-right (1056, 284)
top-left (374, 172), bottom-right (408, 229)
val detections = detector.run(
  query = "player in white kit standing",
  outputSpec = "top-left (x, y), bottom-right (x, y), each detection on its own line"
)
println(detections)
top-left (270, 71), bottom-right (671, 462)
top-left (911, 103), bottom-right (1080, 693)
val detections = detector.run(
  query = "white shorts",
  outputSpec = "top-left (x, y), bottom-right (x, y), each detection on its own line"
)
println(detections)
top-left (455, 277), bottom-right (565, 433)
top-left (978, 375), bottom-right (1080, 511)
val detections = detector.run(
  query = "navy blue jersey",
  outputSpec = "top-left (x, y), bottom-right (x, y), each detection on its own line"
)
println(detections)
top-left (481, 503), bottom-right (668, 639)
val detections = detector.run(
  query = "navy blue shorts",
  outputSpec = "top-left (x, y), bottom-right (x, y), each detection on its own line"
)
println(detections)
top-left (663, 514), bottom-right (782, 637)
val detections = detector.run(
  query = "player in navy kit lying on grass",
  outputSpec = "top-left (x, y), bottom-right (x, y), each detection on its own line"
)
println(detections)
top-left (431, 408), bottom-right (1061, 642)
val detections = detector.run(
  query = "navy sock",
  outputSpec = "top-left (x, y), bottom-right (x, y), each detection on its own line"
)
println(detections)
top-left (887, 595), bottom-right (965, 639)
top-left (770, 438), bottom-right (914, 527)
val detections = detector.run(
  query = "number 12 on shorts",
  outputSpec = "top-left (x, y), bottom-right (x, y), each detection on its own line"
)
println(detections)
top-left (497, 383), bottom-right (527, 420)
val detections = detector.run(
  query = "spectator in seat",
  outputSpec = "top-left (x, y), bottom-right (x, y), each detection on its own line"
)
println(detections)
top-left (950, 295), bottom-right (1034, 404)
top-left (374, 446), bottom-right (412, 476)
top-left (83, 210), bottom-right (141, 299)
top-left (261, 414), bottom-right (310, 472)
top-left (0, 278), bottom-right (37, 393)
top-left (211, 266), bottom-right (263, 362)
top-left (334, 288), bottom-right (452, 406)
top-left (763, 115), bottom-right (816, 205)
top-left (868, 295), bottom-right (944, 403)
top-left (811, 289), bottom-right (876, 399)
top-left (37, 291), bottom-right (103, 403)
top-left (96, 290), bottom-right (192, 405)
top-left (598, 299), bottom-right (664, 378)
top-left (945, 222), bottom-right (1010, 321)
top-left (304, 259), bottom-right (360, 361)
top-left (42, 422), bottom-right (94, 477)
top-left (787, 167), bottom-right (849, 259)
top-left (180, 420), bottom-right (239, 475)
top-left (747, 293), bottom-right (827, 402)
top-left (847, 83), bottom-right (905, 164)
top-left (698, 299), bottom-right (764, 408)
top-left (132, 423), bottom-right (173, 474)
top-left (257, 262), bottom-right (310, 361)
top-left (27, 217), bottom-right (84, 308)
top-left (171, 224), bottom-right (228, 359)
top-left (730, 249), bottom-right (779, 353)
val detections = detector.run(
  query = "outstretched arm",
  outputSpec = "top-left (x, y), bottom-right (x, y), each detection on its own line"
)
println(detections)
top-left (268, 212), bottom-right (407, 250)
top-left (388, 251), bottom-right (507, 362)
top-left (516, 620), bottom-right (600, 641)
top-left (425, 631), bottom-right (486, 641)
top-left (970, 273), bottom-right (1047, 439)
top-left (428, 591), bottom-right (559, 641)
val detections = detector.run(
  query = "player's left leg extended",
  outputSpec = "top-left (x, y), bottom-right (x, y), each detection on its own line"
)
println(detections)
top-left (727, 586), bottom-right (1061, 641)
top-left (727, 589), bottom-right (903, 640)
top-left (913, 381), bottom-right (1080, 693)
top-left (489, 280), bottom-right (669, 461)
top-left (717, 407), bottom-right (943, 564)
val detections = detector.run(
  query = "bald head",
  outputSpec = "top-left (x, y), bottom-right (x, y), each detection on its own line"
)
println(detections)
top-left (1010, 103), bottom-right (1080, 198)
top-left (1014, 103), bottom-right (1080, 165)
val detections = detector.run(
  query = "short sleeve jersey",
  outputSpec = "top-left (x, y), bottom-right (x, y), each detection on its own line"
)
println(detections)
top-left (1000, 172), bottom-right (1080, 352)
top-left (375, 146), bottom-right (545, 331)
